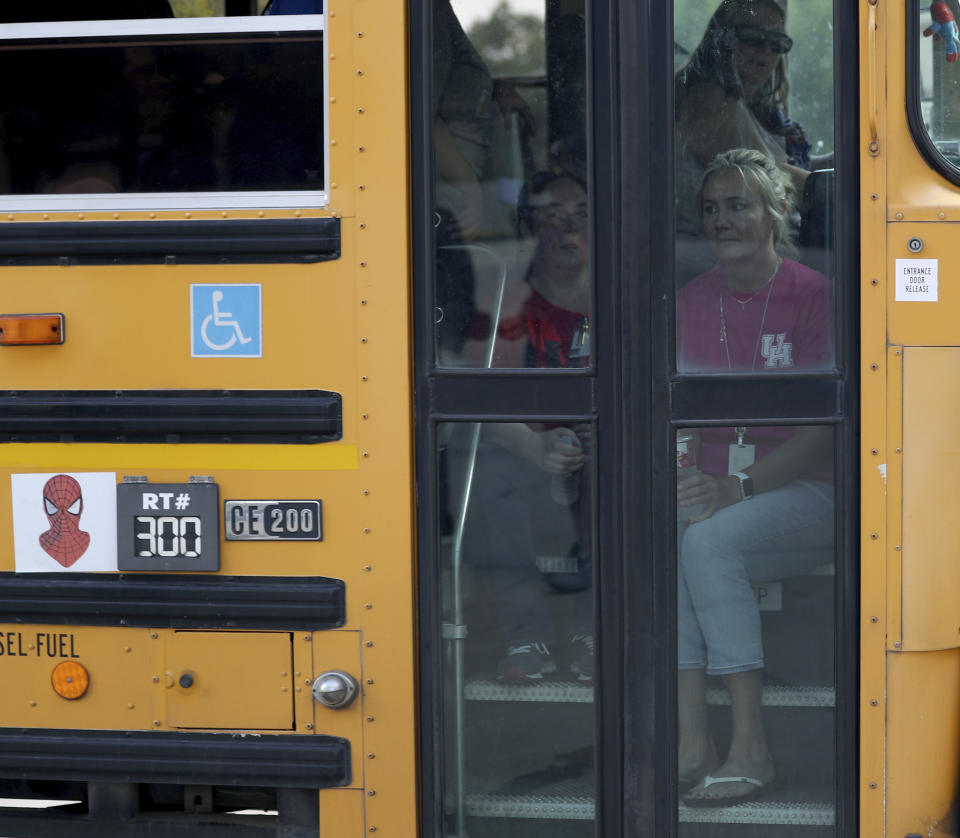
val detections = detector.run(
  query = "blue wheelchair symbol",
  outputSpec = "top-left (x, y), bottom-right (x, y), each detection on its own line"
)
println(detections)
top-left (191, 284), bottom-right (262, 358)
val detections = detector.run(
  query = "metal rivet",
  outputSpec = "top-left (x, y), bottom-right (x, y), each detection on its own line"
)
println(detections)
top-left (363, 450), bottom-right (370, 457)
top-left (871, 278), bottom-right (879, 286)
top-left (258, 211), bottom-right (265, 217)
top-left (357, 31), bottom-right (364, 37)
top-left (369, 828), bottom-right (377, 833)
top-left (361, 337), bottom-right (368, 343)
top-left (871, 449), bottom-right (879, 455)
top-left (128, 703), bottom-right (135, 709)
top-left (360, 223), bottom-right (367, 229)
top-left (894, 641), bottom-right (901, 648)
top-left (869, 782), bottom-right (878, 789)
top-left (152, 676), bottom-right (160, 683)
top-left (304, 635), bottom-right (312, 641)
top-left (364, 565), bottom-right (372, 572)
top-left (363, 489), bottom-right (370, 496)
top-left (895, 545), bottom-right (901, 551)
top-left (361, 299), bottom-right (368, 305)
top-left (43, 213), bottom-right (50, 220)
top-left (870, 532), bottom-right (879, 540)
top-left (151, 633), bottom-right (159, 639)
top-left (361, 376), bottom-right (368, 382)
top-left (939, 211), bottom-right (947, 219)
top-left (29, 700), bottom-right (36, 707)
top-left (368, 789), bottom-right (376, 796)
top-left (359, 185), bottom-right (366, 191)
top-left (361, 414), bottom-right (369, 421)
top-left (77, 213), bottom-right (84, 220)
top-left (870, 364), bottom-right (879, 371)
top-left (306, 723), bottom-right (314, 730)
top-left (871, 616), bottom-right (879, 623)
top-left (357, 70), bottom-right (364, 76)
top-left (359, 146), bottom-right (366, 152)
top-left (330, 96), bottom-right (336, 103)
top-left (870, 699), bottom-right (878, 706)
top-left (360, 261), bottom-right (367, 267)
top-left (367, 715), bottom-right (375, 721)
top-left (363, 528), bottom-right (371, 534)
top-left (153, 720), bottom-right (161, 727)
top-left (124, 646), bottom-right (131, 653)
top-left (305, 679), bottom-right (312, 686)
top-left (358, 108), bottom-right (365, 114)
top-left (895, 211), bottom-right (903, 220)
top-left (221, 211), bottom-right (228, 218)
top-left (871, 193), bottom-right (878, 201)
top-left (330, 139), bottom-right (337, 146)
top-left (368, 752), bottom-right (376, 758)
top-left (365, 603), bottom-right (373, 609)
top-left (365, 640), bottom-right (374, 647)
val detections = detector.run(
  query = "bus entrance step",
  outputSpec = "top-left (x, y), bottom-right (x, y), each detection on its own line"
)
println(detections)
top-left (464, 784), bottom-right (834, 827)
top-left (464, 679), bottom-right (834, 708)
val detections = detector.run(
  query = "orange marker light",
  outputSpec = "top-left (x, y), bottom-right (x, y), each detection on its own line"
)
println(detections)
top-left (0, 314), bottom-right (64, 345)
top-left (51, 661), bottom-right (89, 700)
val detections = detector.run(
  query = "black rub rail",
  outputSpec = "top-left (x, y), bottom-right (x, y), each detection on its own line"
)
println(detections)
top-left (0, 390), bottom-right (342, 444)
top-left (0, 218), bottom-right (341, 265)
top-left (0, 573), bottom-right (346, 630)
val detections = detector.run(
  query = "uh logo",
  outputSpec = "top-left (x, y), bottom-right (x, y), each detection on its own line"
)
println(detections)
top-left (760, 333), bottom-right (793, 368)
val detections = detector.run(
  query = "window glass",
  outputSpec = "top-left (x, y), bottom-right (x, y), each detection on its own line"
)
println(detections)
top-left (433, 0), bottom-right (589, 369)
top-left (0, 1), bottom-right (298, 21)
top-left (0, 7), bottom-right (324, 207)
top-left (674, 0), bottom-right (836, 364)
top-left (916, 1), bottom-right (960, 167)
top-left (438, 420), bottom-right (595, 834)
top-left (676, 424), bottom-right (836, 826)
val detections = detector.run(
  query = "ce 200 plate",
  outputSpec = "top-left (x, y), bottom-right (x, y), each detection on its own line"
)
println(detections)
top-left (224, 500), bottom-right (323, 541)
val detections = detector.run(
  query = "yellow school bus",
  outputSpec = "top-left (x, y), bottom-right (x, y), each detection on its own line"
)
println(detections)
top-left (0, 0), bottom-right (955, 837)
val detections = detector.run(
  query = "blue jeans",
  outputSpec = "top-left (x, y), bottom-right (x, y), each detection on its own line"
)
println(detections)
top-left (677, 479), bottom-right (834, 675)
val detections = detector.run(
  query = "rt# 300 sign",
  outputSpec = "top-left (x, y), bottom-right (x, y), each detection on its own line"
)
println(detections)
top-left (117, 482), bottom-right (219, 571)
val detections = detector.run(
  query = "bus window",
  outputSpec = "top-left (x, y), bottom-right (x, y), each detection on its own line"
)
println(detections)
top-left (433, 0), bottom-right (589, 369)
top-left (673, 0), bottom-right (839, 827)
top-left (0, 10), bottom-right (325, 209)
top-left (438, 420), bottom-right (596, 833)
top-left (911, 0), bottom-right (960, 176)
top-left (675, 425), bottom-right (836, 820)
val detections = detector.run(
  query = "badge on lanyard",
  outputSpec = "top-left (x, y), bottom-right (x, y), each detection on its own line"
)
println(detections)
top-left (728, 426), bottom-right (756, 475)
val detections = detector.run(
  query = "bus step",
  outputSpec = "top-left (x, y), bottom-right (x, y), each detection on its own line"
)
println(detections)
top-left (465, 679), bottom-right (834, 708)
top-left (465, 787), bottom-right (834, 826)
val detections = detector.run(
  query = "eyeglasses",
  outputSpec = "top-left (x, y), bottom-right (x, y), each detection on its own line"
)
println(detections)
top-left (733, 25), bottom-right (793, 54)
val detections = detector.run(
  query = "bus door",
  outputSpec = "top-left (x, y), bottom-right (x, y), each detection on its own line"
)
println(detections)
top-left (415, 1), bottom-right (858, 836)
top-left (0, 3), bottom-right (415, 837)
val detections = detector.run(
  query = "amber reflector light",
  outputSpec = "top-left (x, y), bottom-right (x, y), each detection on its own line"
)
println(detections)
top-left (0, 314), bottom-right (64, 345)
top-left (51, 661), bottom-right (89, 700)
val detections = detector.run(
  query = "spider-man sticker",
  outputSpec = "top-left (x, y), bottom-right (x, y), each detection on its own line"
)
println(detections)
top-left (11, 472), bottom-right (117, 573)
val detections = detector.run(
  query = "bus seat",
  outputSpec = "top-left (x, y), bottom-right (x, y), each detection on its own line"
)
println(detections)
top-left (798, 168), bottom-right (835, 277)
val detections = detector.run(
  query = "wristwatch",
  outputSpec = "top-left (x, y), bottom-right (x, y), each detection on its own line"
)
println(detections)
top-left (733, 471), bottom-right (754, 501)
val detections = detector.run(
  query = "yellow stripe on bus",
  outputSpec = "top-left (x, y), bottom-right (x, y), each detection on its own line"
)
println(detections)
top-left (0, 444), bottom-right (359, 472)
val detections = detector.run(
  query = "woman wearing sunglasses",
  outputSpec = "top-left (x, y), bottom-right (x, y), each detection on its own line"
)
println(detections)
top-left (675, 0), bottom-right (812, 280)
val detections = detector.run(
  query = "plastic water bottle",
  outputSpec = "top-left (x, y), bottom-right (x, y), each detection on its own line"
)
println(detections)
top-left (551, 433), bottom-right (582, 505)
top-left (677, 431), bottom-right (707, 522)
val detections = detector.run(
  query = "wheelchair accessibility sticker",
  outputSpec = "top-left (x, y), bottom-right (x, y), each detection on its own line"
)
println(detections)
top-left (191, 284), bottom-right (262, 358)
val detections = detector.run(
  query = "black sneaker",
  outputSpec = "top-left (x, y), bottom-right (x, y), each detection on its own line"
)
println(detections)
top-left (496, 642), bottom-right (556, 683)
top-left (569, 634), bottom-right (594, 684)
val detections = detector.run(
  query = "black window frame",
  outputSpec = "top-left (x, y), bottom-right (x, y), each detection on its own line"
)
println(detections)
top-left (413, 1), bottom-right (860, 835)
top-left (905, 0), bottom-right (960, 187)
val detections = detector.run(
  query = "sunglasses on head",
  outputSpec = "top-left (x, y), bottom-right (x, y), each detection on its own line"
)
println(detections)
top-left (733, 24), bottom-right (793, 54)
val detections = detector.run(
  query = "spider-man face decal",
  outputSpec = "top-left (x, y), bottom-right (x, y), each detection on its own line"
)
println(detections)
top-left (38, 474), bottom-right (90, 567)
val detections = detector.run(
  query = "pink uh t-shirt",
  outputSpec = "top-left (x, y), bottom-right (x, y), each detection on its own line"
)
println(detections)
top-left (677, 258), bottom-right (834, 481)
